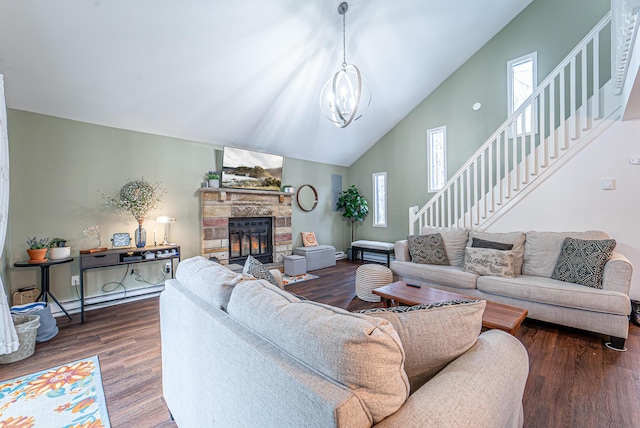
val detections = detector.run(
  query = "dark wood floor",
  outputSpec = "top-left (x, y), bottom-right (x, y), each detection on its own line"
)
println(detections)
top-left (1, 260), bottom-right (638, 427)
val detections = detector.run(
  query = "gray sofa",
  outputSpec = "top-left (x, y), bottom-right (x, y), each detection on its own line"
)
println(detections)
top-left (391, 228), bottom-right (633, 350)
top-left (160, 256), bottom-right (529, 427)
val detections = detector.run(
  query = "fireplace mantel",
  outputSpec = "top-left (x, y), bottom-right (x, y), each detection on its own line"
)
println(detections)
top-left (199, 188), bottom-right (292, 264)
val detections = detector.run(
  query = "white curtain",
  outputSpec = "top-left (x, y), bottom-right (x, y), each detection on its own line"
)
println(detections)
top-left (0, 73), bottom-right (18, 355)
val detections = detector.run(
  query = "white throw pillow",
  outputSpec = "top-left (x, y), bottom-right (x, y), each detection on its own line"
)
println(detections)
top-left (464, 247), bottom-right (516, 278)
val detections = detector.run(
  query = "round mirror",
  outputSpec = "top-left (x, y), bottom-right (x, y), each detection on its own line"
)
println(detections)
top-left (296, 184), bottom-right (318, 212)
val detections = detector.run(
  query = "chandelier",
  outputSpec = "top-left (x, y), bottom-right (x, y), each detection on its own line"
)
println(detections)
top-left (320, 2), bottom-right (371, 128)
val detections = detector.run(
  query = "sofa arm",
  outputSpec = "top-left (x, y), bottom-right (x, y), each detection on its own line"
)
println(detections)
top-left (395, 240), bottom-right (411, 262)
top-left (375, 330), bottom-right (529, 428)
top-left (602, 252), bottom-right (633, 295)
top-left (269, 269), bottom-right (284, 289)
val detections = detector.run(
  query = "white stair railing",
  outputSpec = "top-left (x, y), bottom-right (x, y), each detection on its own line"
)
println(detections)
top-left (410, 12), bottom-right (618, 234)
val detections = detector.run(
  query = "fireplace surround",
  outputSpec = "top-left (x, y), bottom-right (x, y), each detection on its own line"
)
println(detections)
top-left (200, 188), bottom-right (292, 265)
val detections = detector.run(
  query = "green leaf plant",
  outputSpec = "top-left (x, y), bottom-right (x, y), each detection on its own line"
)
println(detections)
top-left (336, 185), bottom-right (369, 243)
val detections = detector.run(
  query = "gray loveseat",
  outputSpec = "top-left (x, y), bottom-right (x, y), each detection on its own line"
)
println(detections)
top-left (160, 256), bottom-right (529, 427)
top-left (391, 228), bottom-right (633, 350)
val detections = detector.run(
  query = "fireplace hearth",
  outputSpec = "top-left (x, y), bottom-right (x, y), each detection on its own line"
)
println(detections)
top-left (228, 217), bottom-right (273, 265)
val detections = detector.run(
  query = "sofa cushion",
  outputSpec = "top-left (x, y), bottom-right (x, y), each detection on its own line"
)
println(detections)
top-left (175, 256), bottom-right (254, 310)
top-left (522, 230), bottom-right (609, 277)
top-left (551, 238), bottom-right (617, 289)
top-left (227, 280), bottom-right (410, 423)
top-left (242, 255), bottom-right (279, 287)
top-left (354, 300), bottom-right (485, 393)
top-left (420, 227), bottom-right (469, 267)
top-left (407, 233), bottom-right (449, 265)
top-left (301, 231), bottom-right (319, 247)
top-left (476, 275), bottom-right (630, 315)
top-left (468, 231), bottom-right (526, 274)
top-left (471, 237), bottom-right (514, 251)
top-left (390, 261), bottom-right (479, 290)
top-left (464, 247), bottom-right (515, 278)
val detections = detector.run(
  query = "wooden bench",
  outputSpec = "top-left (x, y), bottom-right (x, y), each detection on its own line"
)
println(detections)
top-left (351, 240), bottom-right (395, 267)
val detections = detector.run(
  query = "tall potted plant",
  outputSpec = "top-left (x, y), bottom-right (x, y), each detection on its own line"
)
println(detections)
top-left (336, 185), bottom-right (369, 246)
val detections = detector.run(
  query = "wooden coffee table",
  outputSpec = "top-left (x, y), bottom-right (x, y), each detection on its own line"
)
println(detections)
top-left (372, 281), bottom-right (528, 335)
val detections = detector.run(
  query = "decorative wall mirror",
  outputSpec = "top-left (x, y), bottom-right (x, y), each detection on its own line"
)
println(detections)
top-left (296, 184), bottom-right (318, 212)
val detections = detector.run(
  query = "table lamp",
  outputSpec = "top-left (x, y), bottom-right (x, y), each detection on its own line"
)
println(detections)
top-left (155, 216), bottom-right (176, 245)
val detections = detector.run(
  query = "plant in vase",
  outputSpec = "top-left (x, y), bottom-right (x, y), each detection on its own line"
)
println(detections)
top-left (336, 184), bottom-right (369, 247)
top-left (49, 237), bottom-right (71, 260)
top-left (206, 171), bottom-right (220, 188)
top-left (102, 178), bottom-right (165, 248)
top-left (26, 236), bottom-right (49, 263)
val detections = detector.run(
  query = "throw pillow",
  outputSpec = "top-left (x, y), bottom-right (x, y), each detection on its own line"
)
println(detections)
top-left (407, 233), bottom-right (450, 265)
top-left (551, 237), bottom-right (617, 289)
top-left (464, 247), bottom-right (516, 278)
top-left (242, 255), bottom-right (279, 288)
top-left (301, 231), bottom-right (319, 247)
top-left (471, 237), bottom-right (514, 251)
top-left (355, 299), bottom-right (485, 393)
top-left (468, 231), bottom-right (526, 274)
top-left (420, 227), bottom-right (469, 267)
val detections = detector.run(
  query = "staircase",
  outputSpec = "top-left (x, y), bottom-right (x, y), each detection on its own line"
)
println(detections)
top-left (409, 12), bottom-right (622, 234)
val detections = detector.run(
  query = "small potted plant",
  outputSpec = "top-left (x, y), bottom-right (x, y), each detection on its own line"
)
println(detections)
top-left (49, 237), bottom-right (71, 260)
top-left (206, 171), bottom-right (220, 188)
top-left (26, 236), bottom-right (49, 263)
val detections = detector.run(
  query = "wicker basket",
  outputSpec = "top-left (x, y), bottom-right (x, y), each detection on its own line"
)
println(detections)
top-left (355, 264), bottom-right (393, 302)
top-left (0, 315), bottom-right (40, 364)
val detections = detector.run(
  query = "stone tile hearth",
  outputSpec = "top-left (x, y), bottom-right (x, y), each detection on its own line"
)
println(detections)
top-left (199, 188), bottom-right (292, 264)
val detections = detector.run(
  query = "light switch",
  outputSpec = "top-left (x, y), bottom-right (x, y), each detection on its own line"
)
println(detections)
top-left (601, 178), bottom-right (615, 190)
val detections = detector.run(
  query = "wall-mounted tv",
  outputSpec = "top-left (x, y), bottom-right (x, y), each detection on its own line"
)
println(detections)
top-left (221, 146), bottom-right (283, 191)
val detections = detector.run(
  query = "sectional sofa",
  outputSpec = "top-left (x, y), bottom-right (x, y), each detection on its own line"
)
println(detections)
top-left (160, 256), bottom-right (529, 427)
top-left (391, 227), bottom-right (633, 350)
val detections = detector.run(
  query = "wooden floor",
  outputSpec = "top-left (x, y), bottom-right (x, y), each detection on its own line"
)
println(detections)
top-left (1, 260), bottom-right (639, 427)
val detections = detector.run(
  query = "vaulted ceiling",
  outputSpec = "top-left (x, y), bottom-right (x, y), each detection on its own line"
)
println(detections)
top-left (0, 0), bottom-right (532, 166)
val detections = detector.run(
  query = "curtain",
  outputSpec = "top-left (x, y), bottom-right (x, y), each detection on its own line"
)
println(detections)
top-left (0, 73), bottom-right (18, 355)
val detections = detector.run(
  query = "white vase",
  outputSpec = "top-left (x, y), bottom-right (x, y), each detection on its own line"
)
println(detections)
top-left (208, 179), bottom-right (220, 188)
top-left (50, 246), bottom-right (71, 260)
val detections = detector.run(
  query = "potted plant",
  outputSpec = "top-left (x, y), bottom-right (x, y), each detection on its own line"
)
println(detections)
top-left (49, 237), bottom-right (71, 260)
top-left (206, 171), bottom-right (220, 188)
top-left (336, 185), bottom-right (369, 250)
top-left (26, 236), bottom-right (49, 263)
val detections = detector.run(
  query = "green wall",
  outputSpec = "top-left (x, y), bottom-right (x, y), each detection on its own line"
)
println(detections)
top-left (349, 0), bottom-right (610, 243)
top-left (7, 110), bottom-right (347, 304)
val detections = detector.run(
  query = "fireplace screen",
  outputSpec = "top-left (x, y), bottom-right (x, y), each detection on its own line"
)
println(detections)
top-left (228, 217), bottom-right (273, 264)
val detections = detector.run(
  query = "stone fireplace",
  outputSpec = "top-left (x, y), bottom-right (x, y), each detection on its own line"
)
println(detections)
top-left (200, 188), bottom-right (292, 265)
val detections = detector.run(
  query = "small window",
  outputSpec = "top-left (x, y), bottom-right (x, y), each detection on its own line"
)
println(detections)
top-left (507, 52), bottom-right (537, 134)
top-left (372, 172), bottom-right (387, 227)
top-left (427, 126), bottom-right (447, 192)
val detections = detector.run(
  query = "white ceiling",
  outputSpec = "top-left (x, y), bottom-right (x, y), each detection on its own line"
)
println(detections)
top-left (0, 0), bottom-right (532, 166)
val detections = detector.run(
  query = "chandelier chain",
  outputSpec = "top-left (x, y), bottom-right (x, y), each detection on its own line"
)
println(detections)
top-left (342, 12), bottom-right (347, 68)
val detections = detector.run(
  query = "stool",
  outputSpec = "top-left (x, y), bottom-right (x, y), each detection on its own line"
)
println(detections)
top-left (293, 245), bottom-right (336, 271)
top-left (284, 255), bottom-right (306, 276)
top-left (355, 264), bottom-right (393, 303)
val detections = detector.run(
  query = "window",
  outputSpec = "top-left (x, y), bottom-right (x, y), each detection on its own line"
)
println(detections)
top-left (427, 126), bottom-right (447, 192)
top-left (507, 52), bottom-right (537, 134)
top-left (372, 172), bottom-right (387, 227)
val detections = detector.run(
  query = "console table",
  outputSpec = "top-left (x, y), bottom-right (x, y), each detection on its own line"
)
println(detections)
top-left (13, 257), bottom-right (74, 320)
top-left (79, 244), bottom-right (180, 323)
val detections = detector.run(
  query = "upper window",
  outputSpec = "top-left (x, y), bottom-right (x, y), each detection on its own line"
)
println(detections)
top-left (372, 172), bottom-right (387, 227)
top-left (427, 126), bottom-right (447, 192)
top-left (507, 52), bottom-right (537, 134)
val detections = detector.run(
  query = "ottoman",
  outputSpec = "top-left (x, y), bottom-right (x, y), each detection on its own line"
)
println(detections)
top-left (284, 255), bottom-right (306, 276)
top-left (355, 264), bottom-right (393, 302)
top-left (293, 245), bottom-right (336, 271)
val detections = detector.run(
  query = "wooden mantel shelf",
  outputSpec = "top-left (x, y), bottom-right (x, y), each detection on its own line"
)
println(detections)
top-left (198, 187), bottom-right (293, 197)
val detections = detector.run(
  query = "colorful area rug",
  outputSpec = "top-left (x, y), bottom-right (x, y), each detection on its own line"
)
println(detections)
top-left (282, 273), bottom-right (319, 286)
top-left (0, 355), bottom-right (110, 428)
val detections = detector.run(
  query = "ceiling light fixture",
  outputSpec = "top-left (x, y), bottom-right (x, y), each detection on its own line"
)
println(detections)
top-left (320, 2), bottom-right (371, 128)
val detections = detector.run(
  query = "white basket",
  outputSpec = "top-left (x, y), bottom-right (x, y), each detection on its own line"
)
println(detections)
top-left (355, 264), bottom-right (393, 303)
top-left (0, 315), bottom-right (40, 364)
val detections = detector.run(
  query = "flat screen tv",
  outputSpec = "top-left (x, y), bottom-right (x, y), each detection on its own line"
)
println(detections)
top-left (221, 146), bottom-right (283, 191)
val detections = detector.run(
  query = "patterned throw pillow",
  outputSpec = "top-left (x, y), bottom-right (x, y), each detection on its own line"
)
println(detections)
top-left (464, 247), bottom-right (515, 278)
top-left (551, 237), bottom-right (616, 289)
top-left (242, 255), bottom-right (279, 287)
top-left (407, 233), bottom-right (449, 265)
top-left (354, 299), bottom-right (485, 392)
top-left (301, 231), bottom-right (319, 247)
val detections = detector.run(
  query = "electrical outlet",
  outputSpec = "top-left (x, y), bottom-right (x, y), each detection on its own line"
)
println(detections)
top-left (164, 262), bottom-right (172, 274)
top-left (71, 275), bottom-right (79, 287)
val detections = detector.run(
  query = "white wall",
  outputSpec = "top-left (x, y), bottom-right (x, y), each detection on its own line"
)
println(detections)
top-left (488, 118), bottom-right (640, 299)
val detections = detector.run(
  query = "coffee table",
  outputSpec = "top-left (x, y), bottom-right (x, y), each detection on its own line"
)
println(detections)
top-left (372, 281), bottom-right (528, 335)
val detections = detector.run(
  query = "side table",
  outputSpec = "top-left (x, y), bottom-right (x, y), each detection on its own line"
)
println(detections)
top-left (13, 257), bottom-right (74, 320)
